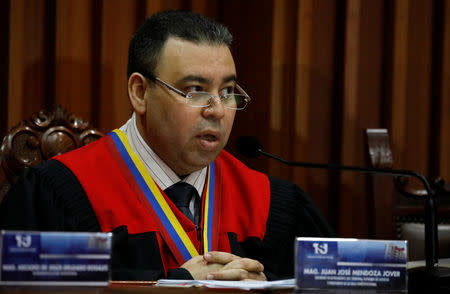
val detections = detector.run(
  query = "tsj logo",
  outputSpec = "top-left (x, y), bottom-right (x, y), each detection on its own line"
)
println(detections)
top-left (312, 242), bottom-right (328, 255)
top-left (15, 234), bottom-right (32, 248)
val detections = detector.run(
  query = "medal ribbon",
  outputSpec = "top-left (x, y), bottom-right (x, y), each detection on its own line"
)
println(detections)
top-left (108, 129), bottom-right (215, 264)
top-left (203, 163), bottom-right (215, 252)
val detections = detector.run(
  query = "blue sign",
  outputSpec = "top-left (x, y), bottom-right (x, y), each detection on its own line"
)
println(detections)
top-left (296, 238), bottom-right (407, 291)
top-left (0, 231), bottom-right (112, 286)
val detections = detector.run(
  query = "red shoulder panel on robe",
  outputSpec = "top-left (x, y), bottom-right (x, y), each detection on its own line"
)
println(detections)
top-left (215, 151), bottom-right (271, 242)
top-left (55, 136), bottom-right (160, 234)
top-left (54, 135), bottom-right (271, 246)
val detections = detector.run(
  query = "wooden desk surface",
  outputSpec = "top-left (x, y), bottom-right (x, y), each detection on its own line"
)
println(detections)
top-left (0, 281), bottom-right (411, 294)
top-left (0, 281), bottom-right (291, 294)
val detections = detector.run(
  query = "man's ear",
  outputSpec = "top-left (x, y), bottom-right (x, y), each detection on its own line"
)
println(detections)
top-left (128, 73), bottom-right (148, 115)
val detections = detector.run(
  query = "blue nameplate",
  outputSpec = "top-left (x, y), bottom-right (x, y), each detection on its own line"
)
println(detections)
top-left (296, 237), bottom-right (407, 291)
top-left (0, 231), bottom-right (112, 286)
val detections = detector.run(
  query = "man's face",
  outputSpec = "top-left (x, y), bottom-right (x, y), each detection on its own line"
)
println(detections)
top-left (140, 38), bottom-right (237, 175)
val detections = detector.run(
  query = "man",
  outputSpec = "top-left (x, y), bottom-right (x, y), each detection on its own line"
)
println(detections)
top-left (0, 10), bottom-right (333, 281)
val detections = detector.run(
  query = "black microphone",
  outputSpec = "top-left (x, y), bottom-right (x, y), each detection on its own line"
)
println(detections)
top-left (236, 136), bottom-right (450, 287)
top-left (237, 136), bottom-right (437, 182)
top-left (236, 136), bottom-right (262, 158)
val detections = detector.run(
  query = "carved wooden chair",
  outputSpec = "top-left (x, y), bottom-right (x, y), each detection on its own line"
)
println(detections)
top-left (365, 128), bottom-right (450, 260)
top-left (0, 106), bottom-right (103, 202)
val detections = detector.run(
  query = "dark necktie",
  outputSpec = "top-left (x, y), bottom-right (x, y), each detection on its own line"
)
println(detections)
top-left (164, 182), bottom-right (200, 225)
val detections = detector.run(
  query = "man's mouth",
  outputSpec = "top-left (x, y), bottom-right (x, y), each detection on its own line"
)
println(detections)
top-left (199, 134), bottom-right (218, 142)
top-left (197, 132), bottom-right (220, 150)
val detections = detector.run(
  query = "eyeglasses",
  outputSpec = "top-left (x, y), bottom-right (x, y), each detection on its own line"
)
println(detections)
top-left (148, 76), bottom-right (251, 110)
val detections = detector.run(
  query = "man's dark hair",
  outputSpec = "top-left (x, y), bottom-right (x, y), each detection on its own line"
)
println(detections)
top-left (127, 10), bottom-right (233, 78)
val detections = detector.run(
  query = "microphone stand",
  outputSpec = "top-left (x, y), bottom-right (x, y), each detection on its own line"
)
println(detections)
top-left (258, 149), bottom-right (450, 288)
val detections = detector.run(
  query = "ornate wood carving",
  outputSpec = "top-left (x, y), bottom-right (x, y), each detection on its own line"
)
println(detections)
top-left (366, 129), bottom-right (394, 169)
top-left (0, 106), bottom-right (103, 200)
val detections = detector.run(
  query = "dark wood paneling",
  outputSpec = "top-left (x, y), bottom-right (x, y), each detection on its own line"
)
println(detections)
top-left (54, 0), bottom-right (94, 122)
top-left (338, 0), bottom-right (386, 237)
top-left (43, 0), bottom-right (56, 110)
top-left (89, 0), bottom-right (102, 128)
top-left (8, 0), bottom-right (49, 129)
top-left (3, 0), bottom-right (450, 237)
top-left (145, 0), bottom-right (185, 15)
top-left (264, 0), bottom-right (297, 182)
top-left (0, 0), bottom-right (10, 138)
top-left (440, 0), bottom-right (450, 179)
top-left (293, 0), bottom-right (338, 227)
top-left (220, 0), bottom-right (274, 175)
top-left (404, 0), bottom-right (433, 175)
top-left (97, 0), bottom-right (137, 132)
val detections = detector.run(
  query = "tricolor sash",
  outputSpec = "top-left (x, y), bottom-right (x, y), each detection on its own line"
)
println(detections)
top-left (108, 129), bottom-right (218, 265)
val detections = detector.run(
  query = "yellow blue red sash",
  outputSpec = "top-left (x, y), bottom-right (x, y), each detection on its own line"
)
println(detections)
top-left (203, 163), bottom-right (214, 253)
top-left (108, 129), bottom-right (216, 265)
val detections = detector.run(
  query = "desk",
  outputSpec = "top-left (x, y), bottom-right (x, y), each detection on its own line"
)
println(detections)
top-left (0, 282), bottom-right (279, 294)
top-left (0, 281), bottom-right (416, 294)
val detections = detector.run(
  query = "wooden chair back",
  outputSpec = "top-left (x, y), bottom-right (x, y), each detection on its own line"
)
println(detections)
top-left (0, 106), bottom-right (103, 202)
top-left (365, 129), bottom-right (450, 260)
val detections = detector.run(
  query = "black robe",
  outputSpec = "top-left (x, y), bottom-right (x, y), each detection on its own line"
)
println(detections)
top-left (0, 159), bottom-right (334, 281)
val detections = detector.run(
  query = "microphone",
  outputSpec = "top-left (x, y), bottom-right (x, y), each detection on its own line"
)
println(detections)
top-left (236, 136), bottom-right (262, 158)
top-left (236, 136), bottom-right (450, 287)
top-left (237, 136), bottom-right (436, 181)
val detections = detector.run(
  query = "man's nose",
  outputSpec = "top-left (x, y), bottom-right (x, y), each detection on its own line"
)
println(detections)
top-left (202, 96), bottom-right (225, 119)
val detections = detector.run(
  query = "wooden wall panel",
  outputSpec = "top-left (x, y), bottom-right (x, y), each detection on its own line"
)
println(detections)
top-left (2, 0), bottom-right (449, 237)
top-left (145, 0), bottom-right (185, 14)
top-left (7, 0), bottom-right (49, 129)
top-left (97, 0), bottom-right (137, 132)
top-left (439, 0), bottom-right (450, 179)
top-left (293, 0), bottom-right (337, 224)
top-left (0, 0), bottom-right (9, 137)
top-left (6, 0), bottom-right (25, 130)
top-left (190, 0), bottom-right (218, 17)
top-left (294, 0), bottom-right (313, 188)
top-left (221, 0), bottom-right (274, 175)
top-left (390, 0), bottom-right (409, 169)
top-left (268, 0), bottom-right (297, 181)
top-left (391, 0), bottom-right (433, 175)
top-left (338, 0), bottom-right (385, 237)
top-left (405, 0), bottom-right (433, 174)
top-left (54, 0), bottom-right (94, 121)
